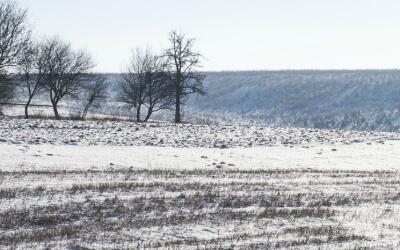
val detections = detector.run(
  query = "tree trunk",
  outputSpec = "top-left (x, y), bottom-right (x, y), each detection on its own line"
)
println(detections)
top-left (82, 104), bottom-right (90, 120)
top-left (52, 102), bottom-right (60, 120)
top-left (24, 97), bottom-right (32, 119)
top-left (175, 89), bottom-right (181, 123)
top-left (136, 104), bottom-right (141, 122)
top-left (144, 106), bottom-right (153, 122)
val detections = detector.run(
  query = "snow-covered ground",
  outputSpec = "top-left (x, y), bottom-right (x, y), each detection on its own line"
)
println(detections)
top-left (1, 116), bottom-right (400, 249)
top-left (2, 140), bottom-right (400, 173)
top-left (0, 117), bottom-right (398, 147)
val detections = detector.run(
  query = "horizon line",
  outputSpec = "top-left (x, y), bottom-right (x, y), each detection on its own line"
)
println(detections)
top-left (94, 68), bottom-right (400, 74)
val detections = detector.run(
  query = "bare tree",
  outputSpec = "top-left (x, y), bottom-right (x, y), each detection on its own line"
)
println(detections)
top-left (117, 48), bottom-right (153, 122)
top-left (118, 48), bottom-right (174, 122)
top-left (39, 37), bottom-right (94, 119)
top-left (164, 30), bottom-right (205, 123)
top-left (0, 1), bottom-right (31, 71)
top-left (16, 42), bottom-right (43, 118)
top-left (142, 64), bottom-right (174, 122)
top-left (0, 1), bottom-right (31, 113)
top-left (80, 74), bottom-right (108, 119)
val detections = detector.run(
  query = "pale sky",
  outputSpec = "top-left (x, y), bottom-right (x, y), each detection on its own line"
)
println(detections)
top-left (17, 0), bottom-right (400, 72)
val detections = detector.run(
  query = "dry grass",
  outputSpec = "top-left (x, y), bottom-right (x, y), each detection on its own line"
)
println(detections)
top-left (1, 168), bottom-right (400, 249)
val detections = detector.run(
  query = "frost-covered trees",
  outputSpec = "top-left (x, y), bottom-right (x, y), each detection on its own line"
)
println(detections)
top-left (118, 48), bottom-right (173, 122)
top-left (163, 30), bottom-right (205, 123)
top-left (39, 38), bottom-right (94, 119)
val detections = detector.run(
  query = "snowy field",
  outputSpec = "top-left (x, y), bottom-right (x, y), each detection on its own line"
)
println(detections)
top-left (1, 117), bottom-right (400, 249)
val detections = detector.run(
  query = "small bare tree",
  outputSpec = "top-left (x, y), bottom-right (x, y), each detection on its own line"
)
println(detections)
top-left (80, 74), bottom-right (108, 119)
top-left (142, 64), bottom-right (174, 122)
top-left (39, 37), bottom-right (94, 119)
top-left (164, 30), bottom-right (205, 123)
top-left (118, 48), bottom-right (173, 122)
top-left (118, 48), bottom-right (153, 122)
top-left (16, 42), bottom-right (43, 118)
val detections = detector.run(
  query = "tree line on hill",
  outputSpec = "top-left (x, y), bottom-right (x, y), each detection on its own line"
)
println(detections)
top-left (0, 1), bottom-right (205, 123)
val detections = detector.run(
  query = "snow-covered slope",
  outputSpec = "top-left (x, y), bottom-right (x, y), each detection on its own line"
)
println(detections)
top-left (187, 70), bottom-right (400, 131)
top-left (8, 70), bottom-right (400, 131)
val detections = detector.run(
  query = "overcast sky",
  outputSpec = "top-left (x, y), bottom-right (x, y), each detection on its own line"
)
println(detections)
top-left (17, 0), bottom-right (400, 72)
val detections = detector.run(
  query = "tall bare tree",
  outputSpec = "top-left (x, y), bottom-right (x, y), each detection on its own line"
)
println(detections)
top-left (80, 74), bottom-right (108, 119)
top-left (164, 30), bottom-right (205, 123)
top-left (16, 42), bottom-right (43, 118)
top-left (39, 37), bottom-right (94, 119)
top-left (0, 0), bottom-right (31, 113)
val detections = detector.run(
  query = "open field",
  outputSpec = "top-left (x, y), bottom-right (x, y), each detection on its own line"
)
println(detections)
top-left (1, 117), bottom-right (400, 249)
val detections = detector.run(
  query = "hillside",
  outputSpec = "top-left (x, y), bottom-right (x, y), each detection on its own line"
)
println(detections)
top-left (187, 70), bottom-right (400, 131)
